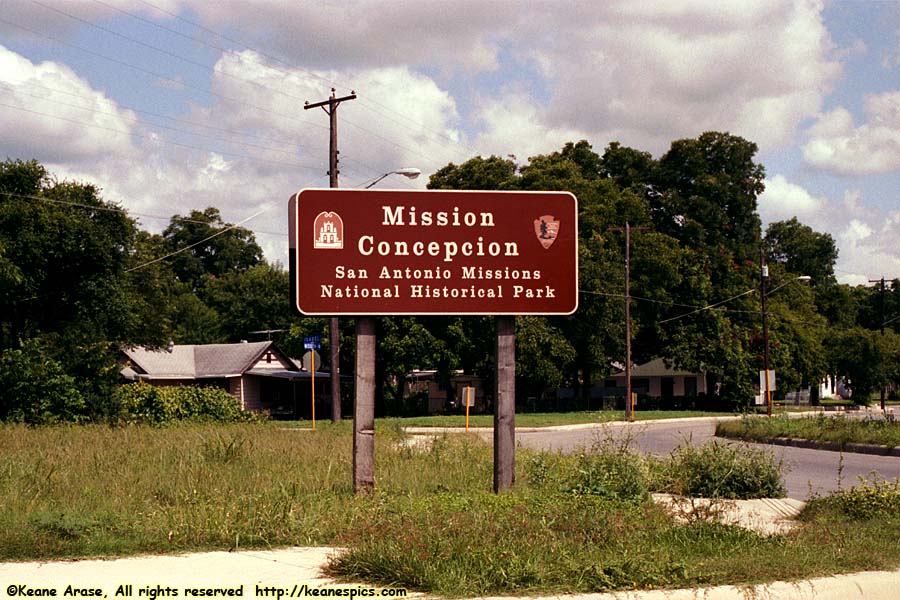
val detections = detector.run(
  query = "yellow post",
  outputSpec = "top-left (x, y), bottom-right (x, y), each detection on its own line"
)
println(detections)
top-left (465, 387), bottom-right (471, 432)
top-left (311, 353), bottom-right (316, 430)
top-left (630, 392), bottom-right (636, 422)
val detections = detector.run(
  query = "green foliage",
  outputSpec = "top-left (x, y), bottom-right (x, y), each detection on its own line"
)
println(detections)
top-left (114, 381), bottom-right (253, 424)
top-left (718, 414), bottom-right (900, 449)
top-left (162, 207), bottom-right (263, 291)
top-left (652, 440), bottom-right (787, 499)
top-left (526, 440), bottom-right (650, 503)
top-left (765, 218), bottom-right (837, 284)
top-left (826, 328), bottom-right (900, 401)
top-left (0, 160), bottom-right (138, 350)
top-left (515, 316), bottom-right (576, 392)
top-left (527, 435), bottom-right (786, 502)
top-left (0, 339), bottom-right (86, 424)
top-left (428, 155), bottom-right (517, 190)
top-left (806, 476), bottom-right (900, 520)
top-left (201, 263), bottom-right (292, 343)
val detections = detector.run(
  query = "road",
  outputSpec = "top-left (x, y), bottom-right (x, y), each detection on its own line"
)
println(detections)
top-left (514, 418), bottom-right (900, 500)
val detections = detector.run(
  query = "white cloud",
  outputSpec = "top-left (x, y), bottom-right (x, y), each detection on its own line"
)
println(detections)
top-left (842, 219), bottom-right (873, 243)
top-left (74, 0), bottom-right (836, 159)
top-left (757, 177), bottom-right (900, 285)
top-left (0, 45), bottom-right (138, 163)
top-left (803, 90), bottom-right (900, 175)
top-left (471, 93), bottom-right (586, 162)
top-left (205, 50), bottom-right (466, 185)
top-left (758, 174), bottom-right (828, 222)
top-left (519, 0), bottom-right (839, 154)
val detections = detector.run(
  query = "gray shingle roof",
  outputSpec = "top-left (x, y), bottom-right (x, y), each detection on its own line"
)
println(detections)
top-left (123, 342), bottom-right (273, 379)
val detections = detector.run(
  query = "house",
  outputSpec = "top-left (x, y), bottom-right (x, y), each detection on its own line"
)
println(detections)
top-left (120, 341), bottom-right (332, 419)
top-left (404, 370), bottom-right (487, 414)
top-left (609, 357), bottom-right (708, 399)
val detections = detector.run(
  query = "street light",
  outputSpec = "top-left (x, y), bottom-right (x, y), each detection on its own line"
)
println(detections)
top-left (761, 261), bottom-right (811, 416)
top-left (364, 168), bottom-right (421, 188)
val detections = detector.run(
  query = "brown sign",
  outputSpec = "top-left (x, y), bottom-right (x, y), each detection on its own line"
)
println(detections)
top-left (290, 189), bottom-right (578, 315)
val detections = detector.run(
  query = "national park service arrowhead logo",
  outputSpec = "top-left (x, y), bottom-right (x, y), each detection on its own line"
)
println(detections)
top-left (534, 215), bottom-right (560, 249)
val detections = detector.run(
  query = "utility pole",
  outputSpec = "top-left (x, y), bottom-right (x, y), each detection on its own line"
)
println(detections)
top-left (610, 222), bottom-right (646, 422)
top-left (870, 277), bottom-right (886, 411)
top-left (761, 248), bottom-right (773, 417)
top-left (305, 88), bottom-right (356, 424)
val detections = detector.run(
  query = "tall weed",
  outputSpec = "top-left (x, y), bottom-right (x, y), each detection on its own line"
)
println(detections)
top-left (652, 439), bottom-right (786, 499)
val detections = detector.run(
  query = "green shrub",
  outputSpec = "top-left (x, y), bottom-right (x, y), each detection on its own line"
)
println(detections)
top-left (525, 437), bottom-right (649, 503)
top-left (652, 440), bottom-right (786, 499)
top-left (114, 382), bottom-right (252, 424)
top-left (807, 476), bottom-right (900, 520)
top-left (0, 339), bottom-right (86, 424)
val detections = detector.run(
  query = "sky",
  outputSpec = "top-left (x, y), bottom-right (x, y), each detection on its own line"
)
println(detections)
top-left (0, 0), bottom-right (898, 286)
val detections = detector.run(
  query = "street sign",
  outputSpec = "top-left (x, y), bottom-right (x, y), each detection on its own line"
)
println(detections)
top-left (303, 335), bottom-right (322, 350)
top-left (289, 189), bottom-right (578, 315)
top-left (759, 369), bottom-right (776, 392)
top-left (302, 350), bottom-right (321, 372)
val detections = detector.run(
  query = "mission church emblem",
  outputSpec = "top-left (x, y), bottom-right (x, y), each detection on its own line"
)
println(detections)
top-left (313, 211), bottom-right (343, 249)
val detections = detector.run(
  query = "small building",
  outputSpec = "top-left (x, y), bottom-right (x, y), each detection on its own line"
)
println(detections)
top-left (120, 341), bottom-right (332, 419)
top-left (404, 370), bottom-right (487, 414)
top-left (610, 357), bottom-right (708, 399)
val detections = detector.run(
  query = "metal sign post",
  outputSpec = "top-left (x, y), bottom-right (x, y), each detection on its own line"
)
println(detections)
top-left (463, 386), bottom-right (475, 432)
top-left (304, 335), bottom-right (322, 429)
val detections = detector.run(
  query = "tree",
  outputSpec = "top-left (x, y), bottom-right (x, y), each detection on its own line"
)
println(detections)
top-left (428, 155), bottom-right (517, 190)
top-left (600, 141), bottom-right (655, 191)
top-left (202, 263), bottom-right (293, 342)
top-left (0, 162), bottom-right (138, 350)
top-left (826, 328), bottom-right (900, 402)
top-left (653, 132), bottom-right (764, 286)
top-left (515, 316), bottom-right (576, 397)
top-left (0, 160), bottom-right (147, 418)
top-left (0, 338), bottom-right (85, 424)
top-left (162, 207), bottom-right (263, 291)
top-left (764, 218), bottom-right (837, 284)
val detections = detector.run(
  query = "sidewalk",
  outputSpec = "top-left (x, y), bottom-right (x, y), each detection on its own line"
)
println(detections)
top-left (2, 546), bottom-right (900, 600)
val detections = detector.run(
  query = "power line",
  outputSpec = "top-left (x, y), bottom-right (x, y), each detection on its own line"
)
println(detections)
top-left (0, 17), bottom-right (328, 135)
top-left (1, 84), bottom-right (408, 189)
top-left (125, 206), bottom-right (270, 273)
top-left (658, 288), bottom-right (757, 325)
top-left (3, 14), bottom-right (448, 181)
top-left (128, 0), bottom-right (476, 160)
top-left (0, 101), bottom-right (325, 172)
top-left (34, 0), bottom-right (469, 168)
top-left (31, 0), bottom-right (327, 121)
top-left (4, 80), bottom-right (310, 152)
top-left (0, 84), bottom-right (317, 161)
top-left (0, 190), bottom-right (285, 237)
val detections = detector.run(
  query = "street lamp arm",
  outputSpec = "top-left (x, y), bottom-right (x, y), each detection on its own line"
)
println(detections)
top-left (764, 275), bottom-right (812, 298)
top-left (364, 173), bottom-right (391, 189)
top-left (364, 168), bottom-right (422, 188)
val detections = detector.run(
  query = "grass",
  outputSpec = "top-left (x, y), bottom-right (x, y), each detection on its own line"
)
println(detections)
top-left (717, 414), bottom-right (900, 448)
top-left (2, 421), bottom-right (900, 596)
top-left (380, 409), bottom-right (734, 428)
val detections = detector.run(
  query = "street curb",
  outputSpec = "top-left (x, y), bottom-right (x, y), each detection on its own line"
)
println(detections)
top-left (403, 415), bottom-right (744, 435)
top-left (721, 434), bottom-right (900, 457)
